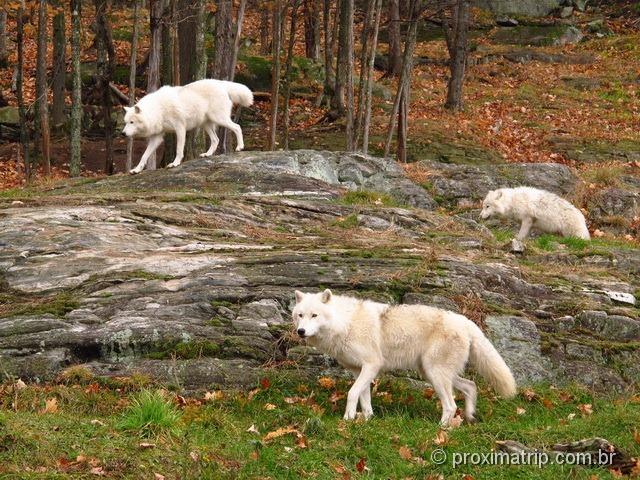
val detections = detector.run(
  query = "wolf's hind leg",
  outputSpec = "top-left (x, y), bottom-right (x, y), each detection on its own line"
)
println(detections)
top-left (453, 375), bottom-right (477, 423)
top-left (220, 119), bottom-right (244, 152)
top-left (200, 123), bottom-right (219, 157)
top-left (130, 134), bottom-right (163, 174)
top-left (167, 125), bottom-right (186, 168)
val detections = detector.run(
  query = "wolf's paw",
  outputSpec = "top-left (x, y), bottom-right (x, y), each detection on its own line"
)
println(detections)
top-left (167, 160), bottom-right (181, 169)
top-left (199, 152), bottom-right (211, 158)
top-left (362, 409), bottom-right (374, 420)
top-left (129, 168), bottom-right (142, 175)
top-left (343, 410), bottom-right (357, 421)
top-left (235, 145), bottom-right (244, 152)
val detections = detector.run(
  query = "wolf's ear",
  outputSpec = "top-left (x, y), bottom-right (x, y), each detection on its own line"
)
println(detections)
top-left (494, 189), bottom-right (503, 199)
top-left (294, 290), bottom-right (305, 303)
top-left (134, 105), bottom-right (141, 114)
top-left (320, 289), bottom-right (332, 303)
top-left (123, 106), bottom-right (131, 113)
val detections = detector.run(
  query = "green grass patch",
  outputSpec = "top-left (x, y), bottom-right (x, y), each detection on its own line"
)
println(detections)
top-left (117, 389), bottom-right (182, 437)
top-left (0, 291), bottom-right (79, 319)
top-left (490, 228), bottom-right (514, 243)
top-left (0, 376), bottom-right (638, 478)
top-left (339, 190), bottom-right (399, 207)
top-left (146, 340), bottom-right (221, 360)
top-left (582, 165), bottom-right (625, 187)
top-left (330, 213), bottom-right (360, 229)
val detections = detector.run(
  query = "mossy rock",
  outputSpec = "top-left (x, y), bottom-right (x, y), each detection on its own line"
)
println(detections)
top-left (0, 107), bottom-right (19, 125)
top-left (492, 24), bottom-right (582, 46)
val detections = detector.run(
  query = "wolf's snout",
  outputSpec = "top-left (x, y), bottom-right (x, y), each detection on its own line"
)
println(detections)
top-left (297, 328), bottom-right (306, 337)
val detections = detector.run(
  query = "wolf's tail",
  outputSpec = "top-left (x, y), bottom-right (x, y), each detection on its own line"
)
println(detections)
top-left (226, 82), bottom-right (254, 107)
top-left (468, 325), bottom-right (517, 398)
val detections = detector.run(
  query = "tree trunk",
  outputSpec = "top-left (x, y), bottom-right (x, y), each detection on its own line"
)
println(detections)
top-left (70, 0), bottom-right (82, 177)
top-left (354, 0), bottom-right (374, 145)
top-left (397, 83), bottom-right (409, 162)
top-left (283, 0), bottom-right (300, 149)
top-left (332, 0), bottom-right (353, 130)
top-left (178, 0), bottom-right (197, 85)
top-left (360, 0), bottom-right (381, 153)
top-left (268, 0), bottom-right (283, 150)
top-left (94, 0), bottom-right (115, 175)
top-left (303, 0), bottom-right (320, 61)
top-left (322, 0), bottom-right (334, 103)
top-left (17, 0), bottom-right (30, 181)
top-left (146, 0), bottom-right (164, 170)
top-left (384, 0), bottom-right (422, 158)
top-left (444, 0), bottom-right (469, 111)
top-left (126, 0), bottom-right (140, 172)
top-left (230, 0), bottom-right (247, 81)
top-left (387, 0), bottom-right (402, 76)
top-left (161, 0), bottom-right (175, 167)
top-left (259, 3), bottom-right (270, 55)
top-left (0, 9), bottom-right (7, 68)
top-left (212, 0), bottom-right (234, 80)
top-left (192, 0), bottom-right (208, 155)
top-left (35, 0), bottom-right (51, 176)
top-left (52, 8), bottom-right (66, 129)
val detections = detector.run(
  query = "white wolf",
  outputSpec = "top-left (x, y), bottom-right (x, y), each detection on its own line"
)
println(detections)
top-left (480, 187), bottom-right (590, 241)
top-left (292, 289), bottom-right (517, 426)
top-left (123, 79), bottom-right (253, 174)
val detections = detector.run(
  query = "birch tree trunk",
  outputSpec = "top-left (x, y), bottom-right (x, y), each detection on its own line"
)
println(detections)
top-left (70, 0), bottom-right (82, 177)
top-left (126, 0), bottom-right (140, 172)
top-left (360, 0), bottom-right (382, 153)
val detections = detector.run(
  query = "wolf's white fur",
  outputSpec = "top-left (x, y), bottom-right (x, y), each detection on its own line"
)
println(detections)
top-left (292, 289), bottom-right (517, 426)
top-left (123, 79), bottom-right (253, 174)
top-left (480, 187), bottom-right (590, 240)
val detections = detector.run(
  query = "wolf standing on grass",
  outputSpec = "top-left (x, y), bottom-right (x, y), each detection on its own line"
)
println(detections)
top-left (293, 289), bottom-right (517, 426)
top-left (123, 79), bottom-right (254, 174)
top-left (481, 187), bottom-right (590, 241)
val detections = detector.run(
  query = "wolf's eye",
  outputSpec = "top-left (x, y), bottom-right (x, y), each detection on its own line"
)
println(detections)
top-left (311, 313), bottom-right (317, 318)
top-left (298, 313), bottom-right (303, 318)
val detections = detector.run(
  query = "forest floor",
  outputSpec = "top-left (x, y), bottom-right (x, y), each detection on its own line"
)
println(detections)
top-left (0, 3), bottom-right (639, 187)
top-left (1, 372), bottom-right (639, 479)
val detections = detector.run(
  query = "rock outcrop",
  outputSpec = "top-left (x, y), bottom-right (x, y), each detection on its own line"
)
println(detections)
top-left (0, 150), bottom-right (638, 392)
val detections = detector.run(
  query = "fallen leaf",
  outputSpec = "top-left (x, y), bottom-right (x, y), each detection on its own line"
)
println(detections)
top-left (399, 445), bottom-right (413, 460)
top-left (433, 429), bottom-right (449, 446)
top-left (332, 463), bottom-right (351, 480)
top-left (578, 404), bottom-right (593, 415)
top-left (263, 426), bottom-right (298, 442)
top-left (318, 377), bottom-right (336, 389)
top-left (356, 457), bottom-right (366, 473)
top-left (15, 379), bottom-right (27, 390)
top-left (90, 467), bottom-right (105, 476)
top-left (516, 407), bottom-right (526, 415)
top-left (247, 388), bottom-right (260, 401)
top-left (542, 398), bottom-right (554, 410)
top-left (449, 415), bottom-right (464, 428)
top-left (204, 390), bottom-right (223, 402)
top-left (154, 474), bottom-right (165, 480)
top-left (139, 442), bottom-right (155, 449)
top-left (90, 419), bottom-right (106, 427)
top-left (567, 413), bottom-right (576, 420)
top-left (260, 377), bottom-right (271, 390)
top-left (190, 451), bottom-right (199, 462)
top-left (423, 388), bottom-right (435, 399)
top-left (42, 398), bottom-right (58, 414)
top-left (246, 424), bottom-right (260, 435)
top-left (522, 388), bottom-right (536, 401)
top-left (633, 429), bottom-right (640, 445)
top-left (264, 403), bottom-right (277, 410)
top-left (295, 435), bottom-right (308, 449)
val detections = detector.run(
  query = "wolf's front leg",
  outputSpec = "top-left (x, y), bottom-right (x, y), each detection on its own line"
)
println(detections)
top-left (348, 368), bottom-right (374, 419)
top-left (516, 216), bottom-right (533, 241)
top-left (344, 363), bottom-right (380, 420)
top-left (130, 135), bottom-right (163, 174)
top-left (167, 125), bottom-right (186, 168)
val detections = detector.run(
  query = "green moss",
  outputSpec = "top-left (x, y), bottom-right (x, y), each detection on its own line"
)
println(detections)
top-left (490, 228), bottom-right (513, 243)
top-left (0, 292), bottom-right (79, 319)
top-left (339, 190), bottom-right (399, 207)
top-left (330, 213), bottom-right (359, 229)
top-left (146, 340), bottom-right (221, 360)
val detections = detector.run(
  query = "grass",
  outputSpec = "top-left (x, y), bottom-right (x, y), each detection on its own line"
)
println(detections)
top-left (339, 190), bottom-right (400, 207)
top-left (0, 291), bottom-right (80, 319)
top-left (117, 389), bottom-right (182, 437)
top-left (533, 234), bottom-right (637, 254)
top-left (0, 374), bottom-right (638, 478)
